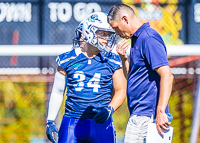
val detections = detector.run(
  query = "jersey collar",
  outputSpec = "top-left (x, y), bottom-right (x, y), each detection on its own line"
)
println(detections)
top-left (93, 52), bottom-right (105, 62)
top-left (132, 22), bottom-right (150, 37)
top-left (79, 51), bottom-right (105, 62)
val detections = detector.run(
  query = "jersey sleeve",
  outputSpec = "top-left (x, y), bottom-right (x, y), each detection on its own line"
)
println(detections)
top-left (55, 49), bottom-right (77, 70)
top-left (144, 37), bottom-right (169, 70)
top-left (106, 52), bottom-right (122, 72)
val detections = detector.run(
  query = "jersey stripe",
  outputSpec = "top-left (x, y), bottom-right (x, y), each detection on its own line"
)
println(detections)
top-left (59, 56), bottom-right (76, 66)
top-left (107, 58), bottom-right (122, 67)
top-left (57, 48), bottom-right (82, 66)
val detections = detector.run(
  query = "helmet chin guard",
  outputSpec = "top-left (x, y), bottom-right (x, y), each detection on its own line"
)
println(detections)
top-left (82, 12), bottom-right (116, 52)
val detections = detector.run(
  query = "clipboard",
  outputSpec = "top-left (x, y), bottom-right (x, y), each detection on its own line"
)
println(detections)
top-left (146, 123), bottom-right (174, 143)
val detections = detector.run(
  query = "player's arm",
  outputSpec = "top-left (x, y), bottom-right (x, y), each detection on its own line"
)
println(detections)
top-left (93, 68), bottom-right (127, 124)
top-left (109, 68), bottom-right (127, 111)
top-left (116, 39), bottom-right (130, 79)
top-left (155, 65), bottom-right (174, 137)
top-left (47, 66), bottom-right (66, 120)
top-left (46, 66), bottom-right (67, 143)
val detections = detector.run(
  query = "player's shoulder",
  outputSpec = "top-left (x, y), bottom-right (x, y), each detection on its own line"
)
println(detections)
top-left (56, 48), bottom-right (82, 66)
top-left (104, 52), bottom-right (122, 66)
top-left (104, 51), bottom-right (120, 60)
top-left (59, 47), bottom-right (81, 58)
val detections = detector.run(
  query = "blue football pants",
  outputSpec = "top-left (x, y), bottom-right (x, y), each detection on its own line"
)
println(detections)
top-left (58, 115), bottom-right (116, 143)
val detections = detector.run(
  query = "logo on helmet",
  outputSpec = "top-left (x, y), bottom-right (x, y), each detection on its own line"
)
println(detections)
top-left (88, 14), bottom-right (101, 23)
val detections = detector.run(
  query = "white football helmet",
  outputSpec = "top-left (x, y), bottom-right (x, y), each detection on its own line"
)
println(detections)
top-left (82, 12), bottom-right (116, 52)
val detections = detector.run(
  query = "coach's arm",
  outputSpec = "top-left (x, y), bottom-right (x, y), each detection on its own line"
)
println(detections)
top-left (155, 65), bottom-right (174, 137)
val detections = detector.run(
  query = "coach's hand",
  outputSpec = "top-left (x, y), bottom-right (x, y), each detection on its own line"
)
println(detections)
top-left (46, 120), bottom-right (58, 143)
top-left (156, 112), bottom-right (172, 137)
top-left (116, 39), bottom-right (129, 60)
top-left (93, 106), bottom-right (114, 124)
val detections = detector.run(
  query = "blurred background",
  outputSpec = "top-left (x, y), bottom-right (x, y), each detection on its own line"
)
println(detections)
top-left (0, 0), bottom-right (200, 143)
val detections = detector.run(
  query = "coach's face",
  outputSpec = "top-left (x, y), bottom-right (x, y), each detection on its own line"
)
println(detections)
top-left (109, 17), bottom-right (131, 39)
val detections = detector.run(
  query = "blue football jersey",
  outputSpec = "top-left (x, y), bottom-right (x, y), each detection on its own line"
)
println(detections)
top-left (56, 48), bottom-right (122, 119)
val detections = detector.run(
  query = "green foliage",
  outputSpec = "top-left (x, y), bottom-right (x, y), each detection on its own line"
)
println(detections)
top-left (113, 98), bottom-right (129, 138)
top-left (169, 90), bottom-right (194, 143)
top-left (0, 78), bottom-right (199, 143)
top-left (0, 81), bottom-right (46, 143)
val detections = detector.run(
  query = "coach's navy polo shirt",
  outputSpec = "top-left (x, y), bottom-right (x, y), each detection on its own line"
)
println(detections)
top-left (127, 22), bottom-right (169, 118)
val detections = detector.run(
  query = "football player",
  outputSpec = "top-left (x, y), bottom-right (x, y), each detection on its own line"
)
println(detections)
top-left (46, 12), bottom-right (126, 143)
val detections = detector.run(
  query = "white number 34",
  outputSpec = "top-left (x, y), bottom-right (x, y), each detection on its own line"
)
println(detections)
top-left (73, 71), bottom-right (101, 92)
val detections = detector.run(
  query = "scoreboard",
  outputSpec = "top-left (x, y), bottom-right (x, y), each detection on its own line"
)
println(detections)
top-left (0, 0), bottom-right (199, 45)
top-left (0, 0), bottom-right (120, 45)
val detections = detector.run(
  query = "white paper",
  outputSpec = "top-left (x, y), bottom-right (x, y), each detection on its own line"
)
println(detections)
top-left (146, 123), bottom-right (174, 143)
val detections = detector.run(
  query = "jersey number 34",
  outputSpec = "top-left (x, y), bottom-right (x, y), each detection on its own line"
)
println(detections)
top-left (73, 71), bottom-right (101, 92)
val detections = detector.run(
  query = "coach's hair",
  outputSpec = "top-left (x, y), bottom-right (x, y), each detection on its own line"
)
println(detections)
top-left (108, 4), bottom-right (135, 22)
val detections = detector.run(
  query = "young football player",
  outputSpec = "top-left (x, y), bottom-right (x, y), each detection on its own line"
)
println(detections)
top-left (46, 12), bottom-right (126, 143)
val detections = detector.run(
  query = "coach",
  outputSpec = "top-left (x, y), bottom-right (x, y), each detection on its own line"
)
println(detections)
top-left (108, 4), bottom-right (174, 143)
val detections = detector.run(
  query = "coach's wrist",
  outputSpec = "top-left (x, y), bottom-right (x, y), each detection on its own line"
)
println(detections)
top-left (156, 106), bottom-right (166, 113)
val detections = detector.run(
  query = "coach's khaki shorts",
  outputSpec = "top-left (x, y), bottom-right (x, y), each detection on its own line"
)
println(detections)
top-left (124, 115), bottom-right (153, 143)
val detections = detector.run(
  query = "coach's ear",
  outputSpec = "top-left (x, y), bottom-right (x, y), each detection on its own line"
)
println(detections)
top-left (122, 16), bottom-right (128, 25)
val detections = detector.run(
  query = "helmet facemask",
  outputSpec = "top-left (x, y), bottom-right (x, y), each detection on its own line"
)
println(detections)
top-left (73, 28), bottom-right (82, 48)
top-left (95, 29), bottom-right (116, 52)
top-left (73, 22), bottom-right (86, 48)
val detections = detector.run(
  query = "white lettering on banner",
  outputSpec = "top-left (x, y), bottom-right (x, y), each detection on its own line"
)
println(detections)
top-left (58, 3), bottom-right (72, 22)
top-left (0, 3), bottom-right (31, 22)
top-left (48, 2), bottom-right (101, 23)
top-left (85, 3), bottom-right (101, 15)
top-left (48, 3), bottom-right (58, 22)
top-left (73, 3), bottom-right (87, 22)
top-left (49, 2), bottom-right (72, 23)
top-left (194, 3), bottom-right (200, 23)
top-left (74, 2), bottom-right (101, 22)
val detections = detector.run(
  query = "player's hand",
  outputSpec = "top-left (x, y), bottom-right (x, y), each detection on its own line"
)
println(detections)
top-left (46, 120), bottom-right (58, 143)
top-left (156, 112), bottom-right (172, 137)
top-left (116, 39), bottom-right (129, 60)
top-left (93, 106), bottom-right (114, 124)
